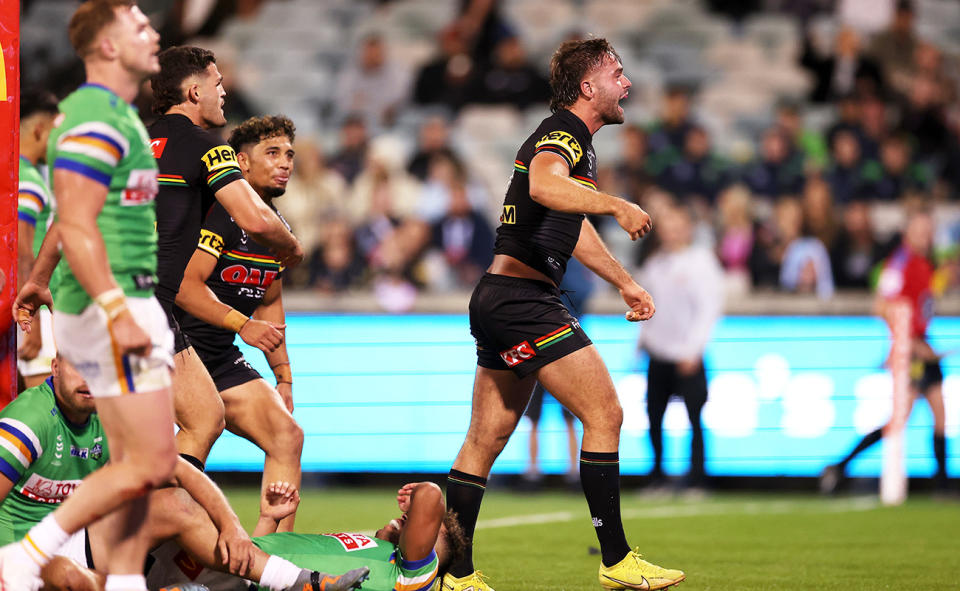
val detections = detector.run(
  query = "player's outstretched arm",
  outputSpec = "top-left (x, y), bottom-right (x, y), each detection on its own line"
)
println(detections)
top-left (13, 223), bottom-right (61, 333)
top-left (214, 180), bottom-right (304, 267)
top-left (573, 219), bottom-right (654, 321)
top-left (176, 248), bottom-right (284, 353)
top-left (397, 482), bottom-right (445, 562)
top-left (253, 279), bottom-right (292, 412)
top-left (528, 152), bottom-right (652, 240)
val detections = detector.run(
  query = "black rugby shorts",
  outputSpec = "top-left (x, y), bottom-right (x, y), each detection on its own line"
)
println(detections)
top-left (158, 296), bottom-right (192, 354)
top-left (469, 273), bottom-right (592, 378)
top-left (200, 346), bottom-right (262, 392)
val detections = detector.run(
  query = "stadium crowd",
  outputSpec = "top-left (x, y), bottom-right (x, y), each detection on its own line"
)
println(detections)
top-left (20, 0), bottom-right (960, 309)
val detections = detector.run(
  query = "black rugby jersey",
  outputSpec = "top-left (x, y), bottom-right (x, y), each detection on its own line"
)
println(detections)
top-left (149, 114), bottom-right (244, 307)
top-left (177, 201), bottom-right (285, 357)
top-left (493, 109), bottom-right (597, 285)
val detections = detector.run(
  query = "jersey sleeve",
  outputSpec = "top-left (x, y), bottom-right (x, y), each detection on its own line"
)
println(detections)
top-left (17, 179), bottom-right (47, 227)
top-left (196, 134), bottom-right (243, 193)
top-left (196, 204), bottom-right (235, 259)
top-left (52, 117), bottom-right (130, 187)
top-left (396, 548), bottom-right (439, 591)
top-left (0, 396), bottom-right (48, 485)
top-left (533, 124), bottom-right (585, 170)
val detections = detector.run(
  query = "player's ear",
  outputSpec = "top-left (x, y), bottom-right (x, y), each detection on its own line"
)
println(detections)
top-left (187, 82), bottom-right (201, 104)
top-left (581, 79), bottom-right (594, 99)
top-left (236, 150), bottom-right (250, 172)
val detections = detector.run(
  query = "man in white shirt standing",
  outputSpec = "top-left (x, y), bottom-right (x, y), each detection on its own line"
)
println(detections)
top-left (638, 203), bottom-right (724, 489)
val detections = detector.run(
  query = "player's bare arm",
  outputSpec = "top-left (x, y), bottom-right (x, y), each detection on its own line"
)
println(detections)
top-left (13, 224), bottom-right (62, 333)
top-left (395, 482), bottom-right (445, 562)
top-left (253, 481), bottom-right (300, 537)
top-left (528, 151), bottom-right (652, 240)
top-left (54, 169), bottom-right (151, 356)
top-left (215, 180), bottom-right (304, 267)
top-left (175, 247), bottom-right (284, 353)
top-left (254, 278), bottom-right (293, 411)
top-left (573, 220), bottom-right (654, 321)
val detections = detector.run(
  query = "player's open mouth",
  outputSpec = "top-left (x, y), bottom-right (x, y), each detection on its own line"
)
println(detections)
top-left (78, 389), bottom-right (92, 398)
top-left (275, 176), bottom-right (289, 184)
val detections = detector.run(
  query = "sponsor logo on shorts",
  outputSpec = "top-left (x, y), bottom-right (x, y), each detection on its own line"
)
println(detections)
top-left (324, 532), bottom-right (378, 552)
top-left (172, 549), bottom-right (204, 580)
top-left (500, 341), bottom-right (536, 367)
top-left (18, 474), bottom-right (82, 504)
top-left (500, 205), bottom-right (516, 225)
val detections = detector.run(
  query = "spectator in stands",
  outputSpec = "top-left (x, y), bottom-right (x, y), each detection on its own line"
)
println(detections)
top-left (716, 185), bottom-right (755, 292)
top-left (780, 230), bottom-right (835, 299)
top-left (776, 100), bottom-right (828, 170)
top-left (638, 202), bottom-right (723, 491)
top-left (614, 124), bottom-right (655, 205)
top-left (413, 27), bottom-right (476, 112)
top-left (870, 0), bottom-right (919, 98)
top-left (741, 127), bottom-right (805, 199)
top-left (310, 218), bottom-right (365, 293)
top-left (860, 134), bottom-right (932, 201)
top-left (329, 115), bottom-right (369, 184)
top-left (800, 27), bottom-right (885, 103)
top-left (408, 115), bottom-right (459, 181)
top-left (416, 150), bottom-right (491, 225)
top-left (830, 199), bottom-right (885, 289)
top-left (647, 85), bottom-right (695, 175)
top-left (857, 94), bottom-right (891, 162)
top-left (452, 0), bottom-right (515, 69)
top-left (801, 177), bottom-right (838, 251)
top-left (334, 34), bottom-right (410, 131)
top-left (824, 129), bottom-right (866, 204)
top-left (656, 125), bottom-right (733, 206)
top-left (750, 197), bottom-right (804, 288)
top-left (900, 74), bottom-right (952, 166)
top-left (470, 36), bottom-right (550, 110)
top-left (825, 93), bottom-right (865, 149)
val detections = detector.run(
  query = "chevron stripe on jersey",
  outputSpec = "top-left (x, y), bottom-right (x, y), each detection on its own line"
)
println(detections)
top-left (0, 418), bottom-right (42, 469)
top-left (56, 121), bottom-right (130, 168)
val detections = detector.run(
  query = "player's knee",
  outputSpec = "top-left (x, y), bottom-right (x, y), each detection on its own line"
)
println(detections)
top-left (582, 403), bottom-right (622, 434)
top-left (262, 411), bottom-right (304, 459)
top-left (152, 487), bottom-right (201, 527)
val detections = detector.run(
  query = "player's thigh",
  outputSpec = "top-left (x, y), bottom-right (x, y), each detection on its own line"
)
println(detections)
top-left (54, 297), bottom-right (174, 398)
top-left (535, 345), bottom-right (620, 428)
top-left (41, 555), bottom-right (103, 591)
top-left (468, 366), bottom-right (537, 438)
top-left (925, 383), bottom-right (946, 431)
top-left (221, 378), bottom-right (300, 448)
top-left (172, 346), bottom-right (224, 424)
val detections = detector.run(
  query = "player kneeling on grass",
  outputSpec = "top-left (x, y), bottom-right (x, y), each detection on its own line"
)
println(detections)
top-left (0, 356), bottom-right (367, 591)
top-left (145, 481), bottom-right (466, 591)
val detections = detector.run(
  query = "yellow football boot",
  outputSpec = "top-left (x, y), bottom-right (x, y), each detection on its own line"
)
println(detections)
top-left (433, 570), bottom-right (495, 591)
top-left (598, 548), bottom-right (685, 590)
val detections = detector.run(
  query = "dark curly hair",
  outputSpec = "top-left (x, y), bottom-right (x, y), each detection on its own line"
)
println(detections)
top-left (549, 38), bottom-right (620, 113)
top-left (437, 510), bottom-right (469, 576)
top-left (228, 115), bottom-right (297, 153)
top-left (150, 46), bottom-right (217, 115)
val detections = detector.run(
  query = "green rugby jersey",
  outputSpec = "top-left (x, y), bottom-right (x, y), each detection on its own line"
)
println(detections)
top-left (0, 379), bottom-right (108, 544)
top-left (18, 156), bottom-right (62, 294)
top-left (253, 532), bottom-right (439, 591)
top-left (47, 83), bottom-right (159, 313)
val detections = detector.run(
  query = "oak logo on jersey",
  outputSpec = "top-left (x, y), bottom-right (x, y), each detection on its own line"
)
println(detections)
top-left (500, 341), bottom-right (536, 367)
top-left (324, 532), bottom-right (378, 552)
top-left (201, 145), bottom-right (238, 172)
top-left (150, 137), bottom-right (168, 159)
top-left (535, 130), bottom-right (583, 166)
top-left (197, 229), bottom-right (225, 257)
top-left (500, 205), bottom-right (516, 224)
top-left (221, 265), bottom-right (279, 288)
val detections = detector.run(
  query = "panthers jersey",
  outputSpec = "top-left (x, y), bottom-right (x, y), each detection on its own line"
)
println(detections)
top-left (493, 109), bottom-right (597, 285)
top-left (148, 114), bottom-right (244, 308)
top-left (47, 84), bottom-right (159, 313)
top-left (0, 379), bottom-right (108, 544)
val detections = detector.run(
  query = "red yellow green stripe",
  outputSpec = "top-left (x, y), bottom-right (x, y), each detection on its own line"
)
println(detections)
top-left (206, 167), bottom-right (240, 186)
top-left (514, 160), bottom-right (528, 173)
top-left (571, 175), bottom-right (597, 190)
top-left (534, 324), bottom-right (574, 350)
top-left (222, 250), bottom-right (281, 266)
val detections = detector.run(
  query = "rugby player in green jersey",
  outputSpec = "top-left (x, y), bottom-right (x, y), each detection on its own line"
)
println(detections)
top-left (6, 2), bottom-right (189, 590)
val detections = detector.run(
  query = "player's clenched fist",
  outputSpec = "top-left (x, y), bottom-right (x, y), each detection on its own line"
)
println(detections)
top-left (614, 200), bottom-right (653, 241)
top-left (621, 283), bottom-right (655, 322)
top-left (239, 318), bottom-right (285, 353)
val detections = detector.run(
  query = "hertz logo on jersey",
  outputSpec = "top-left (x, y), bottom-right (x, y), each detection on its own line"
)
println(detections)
top-left (197, 229), bottom-right (225, 257)
top-left (201, 145), bottom-right (238, 172)
top-left (500, 205), bottom-right (516, 224)
top-left (535, 130), bottom-right (583, 166)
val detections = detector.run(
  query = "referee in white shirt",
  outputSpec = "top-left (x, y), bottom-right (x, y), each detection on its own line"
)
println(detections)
top-left (637, 202), bottom-right (724, 488)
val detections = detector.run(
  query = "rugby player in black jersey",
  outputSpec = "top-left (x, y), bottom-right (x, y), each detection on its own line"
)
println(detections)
top-left (175, 115), bottom-right (302, 532)
top-left (147, 46), bottom-right (303, 475)
top-left (440, 39), bottom-right (685, 591)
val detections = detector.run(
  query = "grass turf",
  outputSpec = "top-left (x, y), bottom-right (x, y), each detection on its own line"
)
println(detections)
top-left (222, 486), bottom-right (958, 591)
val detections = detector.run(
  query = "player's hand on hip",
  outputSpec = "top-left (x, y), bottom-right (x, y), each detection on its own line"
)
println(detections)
top-left (217, 522), bottom-right (255, 577)
top-left (621, 284), bottom-right (655, 321)
top-left (614, 200), bottom-right (653, 241)
top-left (274, 239), bottom-right (304, 268)
top-left (239, 319), bottom-right (285, 352)
top-left (110, 310), bottom-right (153, 356)
top-left (13, 279), bottom-right (53, 332)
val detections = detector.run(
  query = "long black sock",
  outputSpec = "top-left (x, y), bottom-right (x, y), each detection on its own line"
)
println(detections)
top-left (446, 469), bottom-right (486, 578)
top-left (838, 428), bottom-right (883, 469)
top-left (580, 450), bottom-right (630, 567)
top-left (934, 433), bottom-right (947, 478)
top-left (179, 453), bottom-right (205, 472)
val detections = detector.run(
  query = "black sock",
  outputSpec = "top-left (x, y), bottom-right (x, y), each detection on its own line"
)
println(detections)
top-left (838, 428), bottom-right (883, 469)
top-left (934, 433), bottom-right (947, 478)
top-left (446, 469), bottom-right (486, 578)
top-left (179, 453), bottom-right (205, 472)
top-left (580, 450), bottom-right (630, 567)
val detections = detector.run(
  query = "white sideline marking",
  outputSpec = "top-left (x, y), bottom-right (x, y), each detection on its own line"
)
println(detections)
top-left (474, 497), bottom-right (878, 531)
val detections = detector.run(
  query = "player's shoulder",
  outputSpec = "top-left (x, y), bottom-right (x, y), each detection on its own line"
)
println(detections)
top-left (529, 110), bottom-right (588, 168)
top-left (1, 382), bottom-right (56, 429)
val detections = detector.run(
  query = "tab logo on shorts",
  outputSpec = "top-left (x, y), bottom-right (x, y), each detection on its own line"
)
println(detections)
top-left (150, 137), bottom-right (168, 159)
top-left (18, 474), bottom-right (82, 504)
top-left (500, 341), bottom-right (536, 367)
top-left (201, 145), bottom-right (238, 172)
top-left (535, 130), bottom-right (583, 166)
top-left (324, 532), bottom-right (378, 552)
top-left (500, 205), bottom-right (516, 225)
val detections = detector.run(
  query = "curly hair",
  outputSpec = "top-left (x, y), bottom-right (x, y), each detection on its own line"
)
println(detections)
top-left (228, 115), bottom-right (297, 153)
top-left (68, 0), bottom-right (135, 57)
top-left (438, 510), bottom-right (469, 575)
top-left (549, 38), bottom-right (621, 113)
top-left (150, 46), bottom-right (217, 115)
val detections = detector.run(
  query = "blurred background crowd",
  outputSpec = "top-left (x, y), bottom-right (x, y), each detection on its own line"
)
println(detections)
top-left (20, 0), bottom-right (960, 309)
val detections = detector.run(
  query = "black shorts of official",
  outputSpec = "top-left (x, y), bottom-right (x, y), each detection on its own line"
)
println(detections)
top-left (911, 358), bottom-right (944, 394)
top-left (524, 382), bottom-right (574, 422)
top-left (646, 356), bottom-right (708, 407)
top-left (198, 345), bottom-right (263, 392)
top-left (469, 273), bottom-right (592, 379)
top-left (158, 296), bottom-right (192, 354)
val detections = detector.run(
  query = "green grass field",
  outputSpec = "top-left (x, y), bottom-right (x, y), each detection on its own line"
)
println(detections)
top-left (221, 486), bottom-right (959, 591)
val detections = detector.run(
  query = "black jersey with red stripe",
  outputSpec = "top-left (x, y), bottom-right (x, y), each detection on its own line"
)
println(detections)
top-left (493, 109), bottom-right (597, 285)
top-left (177, 201), bottom-right (286, 357)
top-left (148, 114), bottom-right (244, 307)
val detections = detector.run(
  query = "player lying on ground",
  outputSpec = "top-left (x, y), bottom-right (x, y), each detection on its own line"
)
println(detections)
top-left (0, 356), bottom-right (368, 591)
